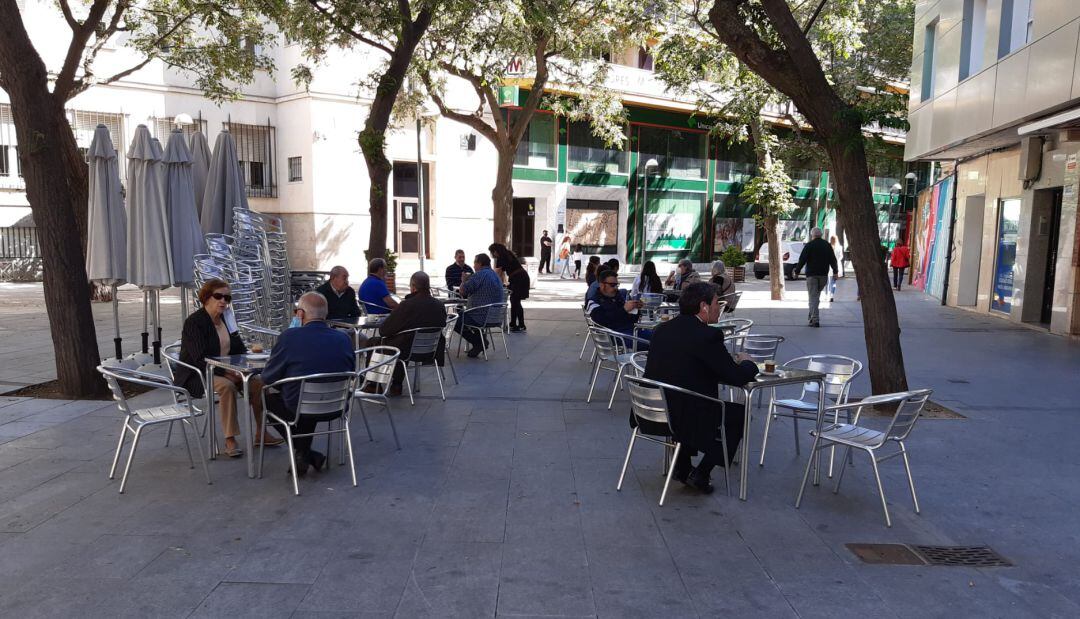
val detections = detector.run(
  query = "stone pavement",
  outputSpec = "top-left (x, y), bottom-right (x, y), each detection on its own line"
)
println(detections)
top-left (0, 276), bottom-right (1077, 617)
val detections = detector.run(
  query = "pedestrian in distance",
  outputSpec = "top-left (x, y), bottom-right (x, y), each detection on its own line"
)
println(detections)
top-left (539, 230), bottom-right (553, 274)
top-left (827, 236), bottom-right (843, 302)
top-left (558, 235), bottom-right (573, 279)
top-left (572, 244), bottom-right (583, 279)
top-left (794, 227), bottom-right (838, 328)
top-left (890, 239), bottom-right (911, 291)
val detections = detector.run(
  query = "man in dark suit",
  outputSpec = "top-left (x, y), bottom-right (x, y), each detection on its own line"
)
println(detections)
top-left (539, 230), bottom-right (553, 273)
top-left (371, 271), bottom-right (447, 396)
top-left (315, 265), bottom-right (361, 319)
top-left (262, 292), bottom-right (355, 476)
top-left (643, 282), bottom-right (758, 494)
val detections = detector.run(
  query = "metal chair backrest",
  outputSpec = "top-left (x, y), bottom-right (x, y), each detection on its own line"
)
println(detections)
top-left (729, 333), bottom-right (784, 361)
top-left (872, 389), bottom-right (933, 442)
top-left (629, 351), bottom-right (648, 376)
top-left (443, 312), bottom-right (458, 339)
top-left (97, 365), bottom-right (185, 419)
top-left (355, 346), bottom-right (400, 391)
top-left (623, 375), bottom-right (671, 427)
top-left (294, 372), bottom-right (355, 417)
top-left (484, 302), bottom-right (508, 328)
top-left (588, 327), bottom-right (619, 361)
top-left (402, 327), bottom-right (442, 357)
top-left (780, 354), bottom-right (863, 401)
top-left (716, 317), bottom-right (753, 336)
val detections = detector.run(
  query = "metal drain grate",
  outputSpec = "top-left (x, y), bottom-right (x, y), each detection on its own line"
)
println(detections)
top-left (847, 543), bottom-right (1012, 567)
top-left (912, 545), bottom-right (1012, 567)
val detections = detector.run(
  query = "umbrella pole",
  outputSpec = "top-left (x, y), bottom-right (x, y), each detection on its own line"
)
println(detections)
top-left (152, 290), bottom-right (162, 365)
top-left (141, 291), bottom-right (149, 354)
top-left (112, 285), bottom-right (122, 360)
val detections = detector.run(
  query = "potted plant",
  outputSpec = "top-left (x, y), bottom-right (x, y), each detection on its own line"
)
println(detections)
top-left (721, 244), bottom-right (747, 282)
top-left (383, 248), bottom-right (398, 292)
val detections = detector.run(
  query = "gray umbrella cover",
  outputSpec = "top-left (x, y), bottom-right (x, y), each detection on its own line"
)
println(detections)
top-left (85, 124), bottom-right (127, 286)
top-left (126, 125), bottom-right (174, 289)
top-left (200, 129), bottom-right (249, 237)
top-left (188, 131), bottom-right (212, 223)
top-left (163, 129), bottom-right (207, 285)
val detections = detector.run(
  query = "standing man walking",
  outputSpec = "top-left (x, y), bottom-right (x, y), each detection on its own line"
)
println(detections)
top-left (794, 227), bottom-right (838, 328)
top-left (539, 230), bottom-right (553, 274)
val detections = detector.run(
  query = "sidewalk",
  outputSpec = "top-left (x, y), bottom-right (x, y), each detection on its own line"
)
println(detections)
top-left (0, 276), bottom-right (1077, 616)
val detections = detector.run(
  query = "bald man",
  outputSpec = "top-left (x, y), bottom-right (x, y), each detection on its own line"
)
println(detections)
top-left (262, 292), bottom-right (355, 476)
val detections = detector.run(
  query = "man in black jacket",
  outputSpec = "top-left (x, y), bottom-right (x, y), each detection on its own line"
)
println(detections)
top-left (315, 266), bottom-right (360, 319)
top-left (643, 282), bottom-right (758, 494)
top-left (539, 230), bottom-right (553, 273)
top-left (794, 227), bottom-right (838, 327)
top-left (371, 271), bottom-right (447, 396)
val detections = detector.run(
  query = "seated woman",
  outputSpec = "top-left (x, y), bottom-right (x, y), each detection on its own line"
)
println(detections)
top-left (631, 260), bottom-right (664, 296)
top-left (173, 278), bottom-right (282, 457)
top-left (709, 260), bottom-right (738, 312)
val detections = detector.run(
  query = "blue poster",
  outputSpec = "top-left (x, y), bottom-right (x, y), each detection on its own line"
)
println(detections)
top-left (991, 198), bottom-right (1021, 313)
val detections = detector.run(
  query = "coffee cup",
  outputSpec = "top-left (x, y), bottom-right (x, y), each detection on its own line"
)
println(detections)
top-left (764, 359), bottom-right (776, 373)
top-left (251, 343), bottom-right (264, 354)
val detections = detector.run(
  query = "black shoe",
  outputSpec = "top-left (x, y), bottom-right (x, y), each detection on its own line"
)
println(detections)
top-left (308, 450), bottom-right (326, 472)
top-left (687, 469), bottom-right (714, 494)
top-left (811, 321), bottom-right (820, 328)
top-left (290, 450), bottom-right (310, 478)
top-left (388, 384), bottom-right (404, 397)
top-left (518, 325), bottom-right (526, 332)
top-left (467, 347), bottom-right (482, 358)
top-left (673, 465), bottom-right (691, 485)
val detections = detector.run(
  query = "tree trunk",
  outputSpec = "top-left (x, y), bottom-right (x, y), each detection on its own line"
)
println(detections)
top-left (360, 129), bottom-right (392, 262)
top-left (764, 214), bottom-right (784, 301)
top-left (5, 86), bottom-right (103, 397)
top-left (491, 145), bottom-right (514, 245)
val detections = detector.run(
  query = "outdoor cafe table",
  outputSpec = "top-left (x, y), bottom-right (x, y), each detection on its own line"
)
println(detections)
top-left (731, 367), bottom-right (826, 501)
top-left (329, 315), bottom-right (387, 349)
top-left (204, 353), bottom-right (269, 479)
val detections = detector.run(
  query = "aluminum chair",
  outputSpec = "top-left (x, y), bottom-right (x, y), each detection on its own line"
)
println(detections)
top-left (351, 346), bottom-right (402, 449)
top-left (160, 342), bottom-right (213, 447)
top-left (714, 317), bottom-right (753, 338)
top-left (578, 312), bottom-right (597, 361)
top-left (397, 326), bottom-right (449, 404)
top-left (761, 355), bottom-right (863, 470)
top-left (585, 326), bottom-right (649, 410)
top-left (260, 371), bottom-right (358, 495)
top-left (795, 389), bottom-right (933, 527)
top-left (96, 365), bottom-right (211, 493)
top-left (725, 333), bottom-right (785, 406)
top-left (629, 351), bottom-right (648, 376)
top-left (618, 376), bottom-right (732, 503)
top-left (441, 313), bottom-right (460, 385)
top-left (455, 302), bottom-right (510, 360)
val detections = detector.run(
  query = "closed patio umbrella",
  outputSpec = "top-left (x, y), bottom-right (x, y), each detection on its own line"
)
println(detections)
top-left (85, 124), bottom-right (133, 367)
top-left (189, 130), bottom-right (212, 222)
top-left (201, 129), bottom-right (248, 236)
top-left (126, 125), bottom-right (173, 368)
top-left (164, 129), bottom-right (206, 319)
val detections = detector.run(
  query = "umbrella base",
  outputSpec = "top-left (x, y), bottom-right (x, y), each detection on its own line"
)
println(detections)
top-left (102, 356), bottom-right (140, 370)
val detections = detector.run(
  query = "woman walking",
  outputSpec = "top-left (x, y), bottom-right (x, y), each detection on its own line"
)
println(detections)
top-left (890, 239), bottom-right (911, 291)
top-left (572, 244), bottom-right (583, 279)
top-left (489, 243), bottom-right (530, 332)
top-left (558, 235), bottom-right (573, 279)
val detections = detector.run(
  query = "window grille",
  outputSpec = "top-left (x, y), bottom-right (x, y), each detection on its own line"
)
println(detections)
top-left (288, 156), bottom-right (302, 182)
top-left (150, 116), bottom-right (209, 142)
top-left (224, 120), bottom-right (277, 198)
top-left (67, 109), bottom-right (126, 179)
top-left (0, 104), bottom-right (21, 187)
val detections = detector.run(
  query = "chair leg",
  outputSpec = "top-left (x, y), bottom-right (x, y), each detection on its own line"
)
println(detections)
top-left (792, 411), bottom-right (801, 455)
top-left (354, 398), bottom-right (374, 441)
top-left (179, 418), bottom-right (195, 468)
top-left (118, 426), bottom-right (143, 494)
top-left (607, 365), bottom-right (625, 410)
top-left (759, 400), bottom-right (776, 467)
top-left (900, 442), bottom-right (920, 514)
top-left (719, 424), bottom-right (731, 497)
top-left (109, 421), bottom-right (129, 480)
top-left (659, 442), bottom-right (682, 506)
top-left (435, 363), bottom-right (446, 401)
top-left (869, 453), bottom-right (892, 527)
top-left (344, 423), bottom-right (357, 487)
top-left (164, 421), bottom-right (174, 447)
top-left (284, 426), bottom-right (300, 496)
top-left (578, 333), bottom-right (590, 360)
top-left (187, 417), bottom-right (211, 485)
top-left (832, 446), bottom-right (853, 494)
top-left (616, 428), bottom-right (637, 491)
top-left (402, 362), bottom-right (415, 406)
top-left (384, 399), bottom-right (401, 450)
top-left (501, 329), bottom-right (510, 359)
top-left (445, 353), bottom-right (459, 384)
top-left (586, 359), bottom-right (602, 403)
top-left (456, 327), bottom-right (464, 358)
top-left (794, 434), bottom-right (823, 508)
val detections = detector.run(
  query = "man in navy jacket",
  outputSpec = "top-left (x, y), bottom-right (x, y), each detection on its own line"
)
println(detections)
top-left (587, 269), bottom-right (649, 350)
top-left (262, 292), bottom-right (354, 475)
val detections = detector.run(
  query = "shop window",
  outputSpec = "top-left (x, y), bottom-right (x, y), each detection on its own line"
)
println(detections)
top-left (513, 112), bottom-right (556, 169)
top-left (638, 126), bottom-right (707, 180)
top-left (567, 120), bottom-right (627, 174)
top-left (566, 199), bottom-right (619, 253)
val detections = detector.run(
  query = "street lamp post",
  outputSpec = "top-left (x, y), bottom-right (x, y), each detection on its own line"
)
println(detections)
top-left (887, 183), bottom-right (902, 244)
top-left (415, 115), bottom-right (425, 272)
top-left (641, 158), bottom-right (658, 265)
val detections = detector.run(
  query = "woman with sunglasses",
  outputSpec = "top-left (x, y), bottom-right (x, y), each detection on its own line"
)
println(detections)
top-left (173, 278), bottom-right (283, 457)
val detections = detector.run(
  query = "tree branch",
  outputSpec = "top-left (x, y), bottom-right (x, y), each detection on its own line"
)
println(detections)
top-left (508, 34), bottom-right (549, 146)
top-left (58, 0), bottom-right (80, 32)
top-left (306, 0), bottom-right (394, 55)
top-left (54, 0), bottom-right (112, 99)
top-left (802, 0), bottom-right (829, 34)
top-left (421, 71), bottom-right (499, 144)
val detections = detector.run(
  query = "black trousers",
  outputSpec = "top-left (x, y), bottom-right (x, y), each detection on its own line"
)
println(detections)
top-left (266, 391), bottom-right (341, 453)
top-left (509, 296), bottom-right (525, 328)
top-left (454, 313), bottom-right (485, 349)
top-left (539, 251), bottom-right (551, 273)
top-left (674, 402), bottom-right (746, 475)
top-left (892, 266), bottom-right (906, 289)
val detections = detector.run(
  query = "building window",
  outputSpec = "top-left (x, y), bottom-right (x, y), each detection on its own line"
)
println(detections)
top-left (998, 0), bottom-right (1033, 58)
top-left (151, 116), bottom-right (209, 142)
top-left (566, 199), bottom-right (619, 254)
top-left (0, 105), bottom-right (21, 186)
top-left (567, 120), bottom-right (627, 174)
top-left (637, 47), bottom-right (655, 71)
top-left (512, 112), bottom-right (556, 169)
top-left (67, 109), bottom-right (126, 179)
top-left (224, 121), bottom-right (277, 198)
top-left (960, 0), bottom-right (987, 80)
top-left (921, 19), bottom-right (938, 101)
top-left (637, 125), bottom-right (707, 180)
top-left (288, 156), bottom-right (302, 182)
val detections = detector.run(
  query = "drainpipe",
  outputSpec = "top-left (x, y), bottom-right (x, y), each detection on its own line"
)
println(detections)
top-left (940, 169), bottom-right (959, 306)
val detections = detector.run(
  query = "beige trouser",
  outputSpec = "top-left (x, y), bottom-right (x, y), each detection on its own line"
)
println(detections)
top-left (212, 375), bottom-right (264, 439)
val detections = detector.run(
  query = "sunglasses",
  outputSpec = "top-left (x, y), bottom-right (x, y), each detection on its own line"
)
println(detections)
top-left (602, 281), bottom-right (619, 287)
top-left (211, 292), bottom-right (232, 303)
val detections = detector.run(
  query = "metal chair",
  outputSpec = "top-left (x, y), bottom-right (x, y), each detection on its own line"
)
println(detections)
top-left (260, 371), bottom-right (358, 495)
top-left (578, 310), bottom-right (595, 361)
top-left (96, 365), bottom-right (211, 493)
top-left (160, 342), bottom-right (213, 447)
top-left (761, 355), bottom-right (863, 470)
top-left (629, 351), bottom-right (648, 376)
top-left (726, 333), bottom-right (785, 406)
top-left (455, 302), bottom-right (510, 360)
top-left (585, 326), bottom-right (649, 410)
top-left (397, 326), bottom-right (448, 405)
top-left (618, 376), bottom-right (732, 503)
top-left (442, 313), bottom-right (460, 385)
top-left (714, 317), bottom-right (753, 338)
top-left (795, 389), bottom-right (933, 527)
top-left (351, 346), bottom-right (402, 449)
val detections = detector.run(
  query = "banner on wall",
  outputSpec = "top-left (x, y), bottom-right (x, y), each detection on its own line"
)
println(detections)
top-left (912, 175), bottom-right (953, 299)
top-left (712, 217), bottom-right (756, 253)
top-left (644, 193), bottom-right (702, 253)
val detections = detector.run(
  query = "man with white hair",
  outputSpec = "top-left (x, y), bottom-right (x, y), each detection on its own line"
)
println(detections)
top-left (261, 292), bottom-right (355, 476)
top-left (794, 227), bottom-right (838, 327)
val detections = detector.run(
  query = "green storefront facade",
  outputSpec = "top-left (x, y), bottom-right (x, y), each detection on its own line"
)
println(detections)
top-left (506, 90), bottom-right (902, 263)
